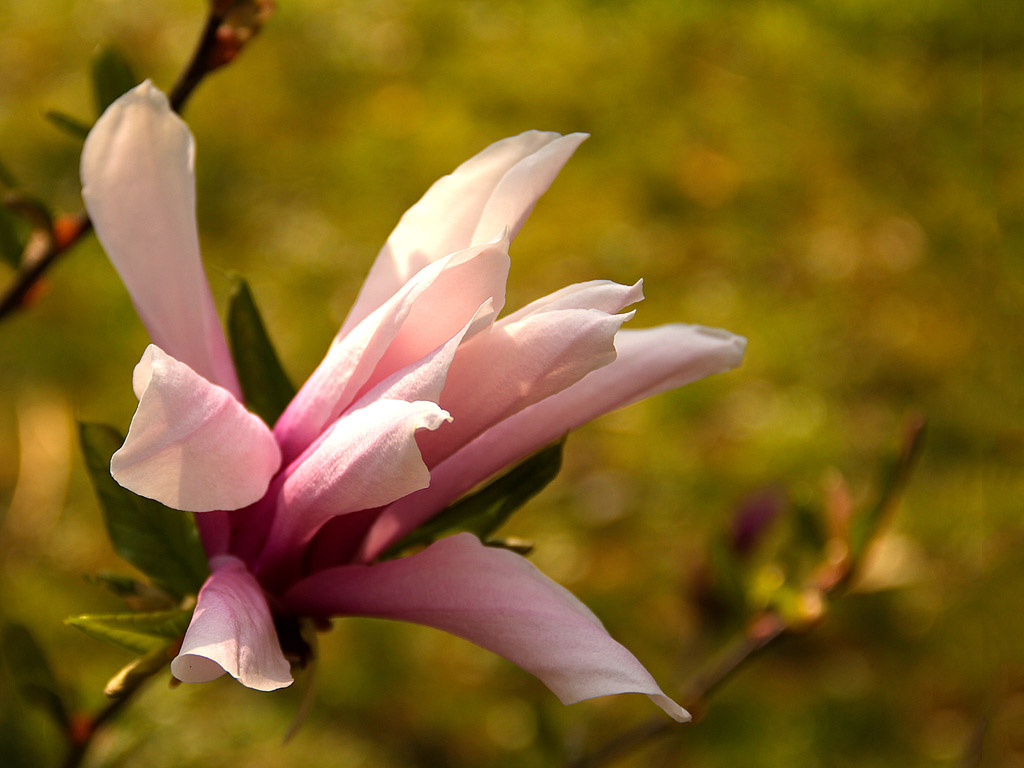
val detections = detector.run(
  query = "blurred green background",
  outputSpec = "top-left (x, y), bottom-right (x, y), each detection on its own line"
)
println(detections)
top-left (1, 0), bottom-right (1021, 765)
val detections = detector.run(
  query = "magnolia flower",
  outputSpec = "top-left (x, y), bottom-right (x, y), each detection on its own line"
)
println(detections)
top-left (80, 81), bottom-right (745, 723)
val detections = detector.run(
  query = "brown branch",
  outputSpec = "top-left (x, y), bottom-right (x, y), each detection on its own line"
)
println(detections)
top-left (0, 0), bottom-right (269, 323)
top-left (568, 613), bottom-right (787, 768)
top-left (0, 212), bottom-right (91, 317)
top-left (569, 419), bottom-right (926, 768)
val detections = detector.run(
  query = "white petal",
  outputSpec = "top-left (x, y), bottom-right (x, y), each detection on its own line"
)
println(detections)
top-left (111, 346), bottom-right (281, 512)
top-left (340, 131), bottom-right (586, 335)
top-left (172, 555), bottom-right (292, 691)
top-left (81, 81), bottom-right (240, 397)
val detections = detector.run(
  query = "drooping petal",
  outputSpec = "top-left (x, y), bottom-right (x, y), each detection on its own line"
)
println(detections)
top-left (81, 81), bottom-right (240, 397)
top-left (111, 346), bottom-right (281, 513)
top-left (362, 324), bottom-right (745, 559)
top-left (257, 399), bottom-right (450, 575)
top-left (171, 555), bottom-right (292, 691)
top-left (416, 307), bottom-right (633, 468)
top-left (274, 237), bottom-right (508, 462)
top-left (284, 533), bottom-right (688, 721)
top-left (341, 131), bottom-right (587, 335)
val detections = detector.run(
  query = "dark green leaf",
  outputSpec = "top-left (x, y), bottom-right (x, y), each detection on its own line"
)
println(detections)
top-left (382, 438), bottom-right (565, 559)
top-left (0, 205), bottom-right (23, 268)
top-left (79, 423), bottom-right (209, 598)
top-left (0, 156), bottom-right (17, 188)
top-left (227, 276), bottom-right (295, 425)
top-left (91, 46), bottom-right (138, 116)
top-left (792, 501), bottom-right (827, 555)
top-left (43, 110), bottom-right (91, 140)
top-left (3, 193), bottom-right (51, 231)
top-left (1, 622), bottom-right (70, 730)
top-left (849, 418), bottom-right (926, 564)
top-left (65, 609), bottom-right (192, 655)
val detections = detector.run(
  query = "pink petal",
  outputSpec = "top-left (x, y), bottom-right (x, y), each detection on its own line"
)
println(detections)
top-left (284, 533), bottom-right (688, 721)
top-left (500, 279), bottom-right (644, 324)
top-left (274, 238), bottom-right (509, 462)
top-left (111, 346), bottom-right (281, 513)
top-left (341, 131), bottom-right (587, 335)
top-left (352, 300), bottom-right (491, 407)
top-left (257, 399), bottom-right (450, 575)
top-left (171, 555), bottom-right (292, 691)
top-left (417, 307), bottom-right (633, 468)
top-left (81, 82), bottom-right (240, 397)
top-left (362, 324), bottom-right (745, 559)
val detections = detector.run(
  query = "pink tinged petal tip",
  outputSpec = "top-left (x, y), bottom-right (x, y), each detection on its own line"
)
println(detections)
top-left (284, 533), bottom-right (689, 721)
top-left (172, 555), bottom-right (292, 691)
top-left (81, 81), bottom-right (240, 397)
top-left (111, 346), bottom-right (281, 513)
top-left (341, 131), bottom-right (587, 335)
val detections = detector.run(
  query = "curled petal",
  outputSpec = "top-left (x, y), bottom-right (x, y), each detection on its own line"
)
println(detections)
top-left (172, 555), bottom-right (292, 691)
top-left (274, 238), bottom-right (508, 462)
top-left (111, 346), bottom-right (281, 512)
top-left (258, 399), bottom-right (450, 572)
top-left (362, 324), bottom-right (746, 559)
top-left (81, 81), bottom-right (240, 397)
top-left (284, 533), bottom-right (688, 721)
top-left (341, 131), bottom-right (586, 334)
top-left (417, 307), bottom-right (632, 468)
top-left (500, 279), bottom-right (644, 324)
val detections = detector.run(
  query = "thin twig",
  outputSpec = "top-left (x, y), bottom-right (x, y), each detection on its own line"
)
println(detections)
top-left (570, 420), bottom-right (926, 768)
top-left (0, 212), bottom-right (91, 317)
top-left (568, 613), bottom-right (787, 768)
top-left (0, 0), bottom-right (263, 323)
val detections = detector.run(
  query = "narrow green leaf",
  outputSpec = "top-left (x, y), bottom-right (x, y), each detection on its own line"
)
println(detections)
top-left (1, 622), bottom-right (70, 730)
top-left (79, 423), bottom-right (209, 598)
top-left (43, 110), bottom-right (92, 140)
top-left (104, 643), bottom-right (176, 698)
top-left (382, 438), bottom-right (566, 559)
top-left (91, 46), bottom-right (138, 116)
top-left (65, 609), bottom-right (192, 655)
top-left (227, 276), bottom-right (296, 426)
top-left (483, 537), bottom-right (535, 556)
top-left (0, 205), bottom-right (23, 268)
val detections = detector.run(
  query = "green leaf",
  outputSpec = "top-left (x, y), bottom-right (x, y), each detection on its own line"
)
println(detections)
top-left (0, 155), bottom-right (17, 188)
top-left (382, 438), bottom-right (566, 559)
top-left (103, 643), bottom-right (176, 698)
top-left (65, 609), bottom-right (192, 655)
top-left (91, 46), bottom-right (138, 116)
top-left (1, 622), bottom-right (70, 730)
top-left (227, 276), bottom-right (296, 426)
top-left (792, 501), bottom-right (827, 555)
top-left (79, 423), bottom-right (209, 598)
top-left (43, 110), bottom-right (92, 140)
top-left (0, 205), bottom-right (23, 268)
